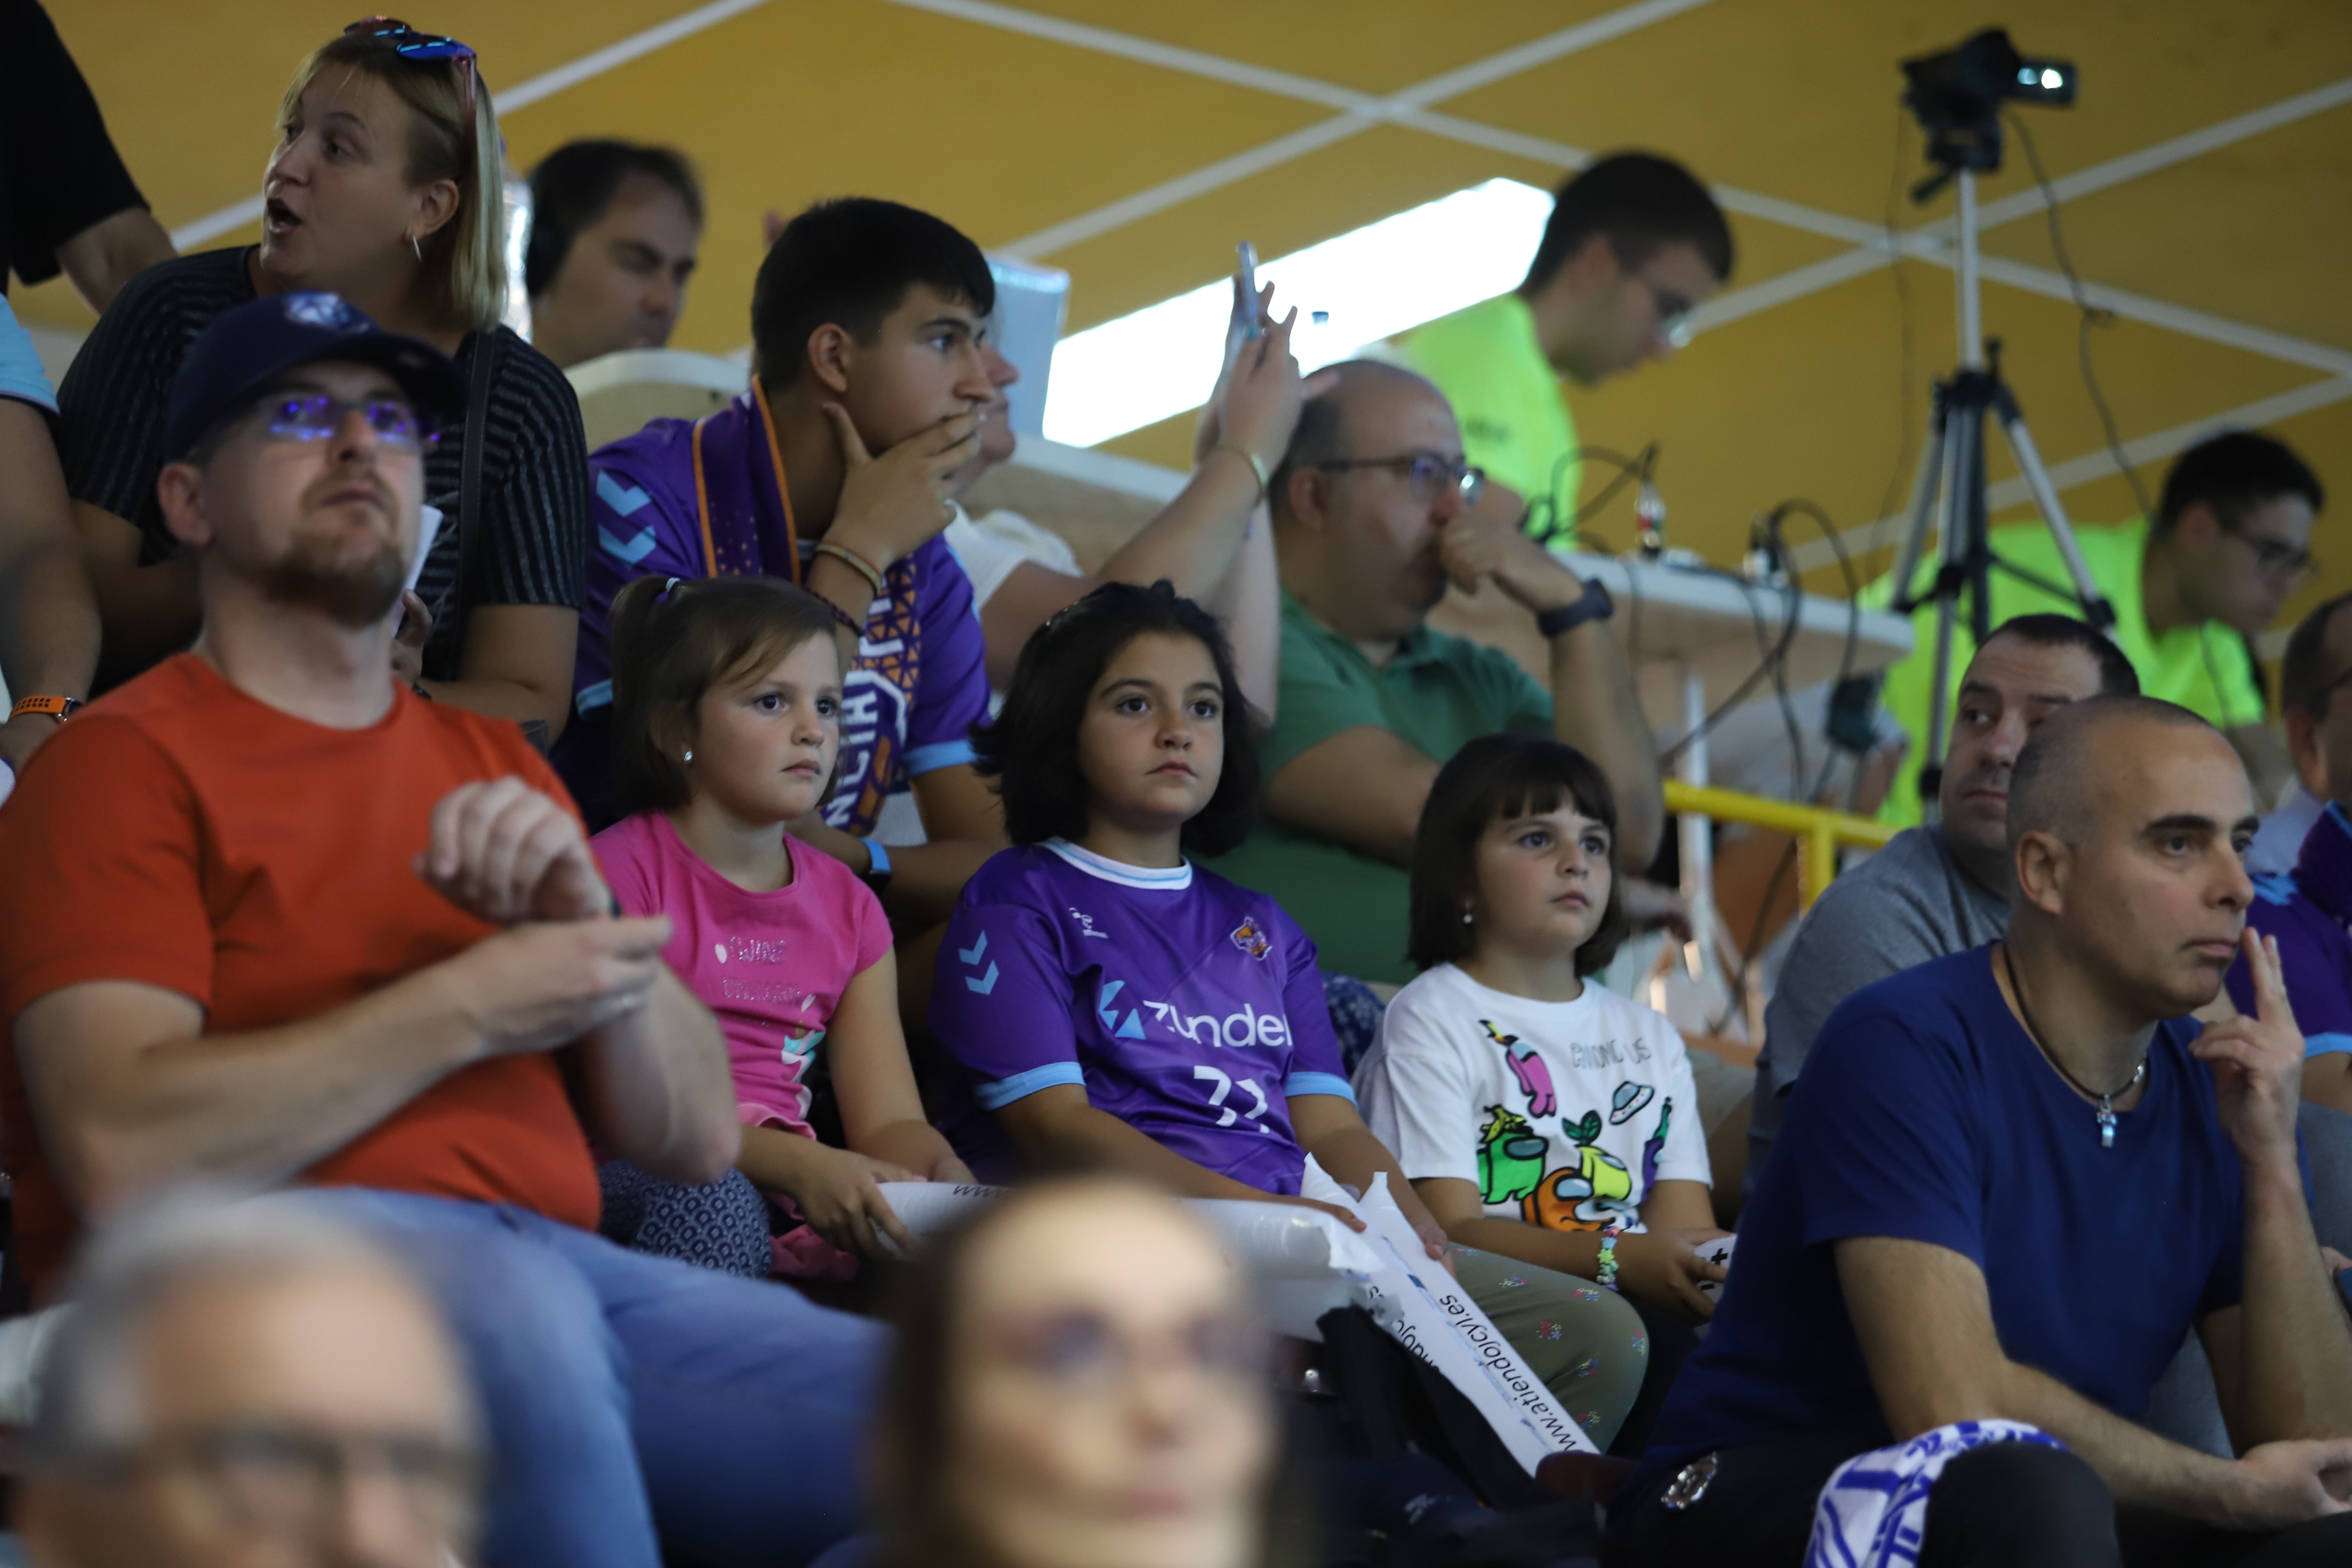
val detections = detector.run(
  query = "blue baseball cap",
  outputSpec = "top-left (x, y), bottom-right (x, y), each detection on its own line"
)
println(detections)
top-left (162, 291), bottom-right (469, 462)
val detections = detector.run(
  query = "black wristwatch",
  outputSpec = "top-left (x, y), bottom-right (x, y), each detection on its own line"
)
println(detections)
top-left (1536, 576), bottom-right (1614, 639)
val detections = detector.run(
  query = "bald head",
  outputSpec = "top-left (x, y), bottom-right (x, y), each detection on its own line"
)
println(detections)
top-left (2007, 696), bottom-right (2224, 851)
top-left (1269, 359), bottom-right (1445, 523)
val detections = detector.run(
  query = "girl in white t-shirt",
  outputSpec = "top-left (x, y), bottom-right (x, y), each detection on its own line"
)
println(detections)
top-left (1356, 735), bottom-right (1731, 1421)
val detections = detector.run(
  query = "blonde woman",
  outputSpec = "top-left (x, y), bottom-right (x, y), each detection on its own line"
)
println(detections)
top-left (58, 19), bottom-right (587, 737)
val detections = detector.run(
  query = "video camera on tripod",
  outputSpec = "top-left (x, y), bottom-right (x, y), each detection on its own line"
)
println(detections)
top-left (1882, 28), bottom-right (2107, 814)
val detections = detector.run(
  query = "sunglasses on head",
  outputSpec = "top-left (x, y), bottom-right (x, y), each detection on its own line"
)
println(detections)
top-left (342, 17), bottom-right (478, 147)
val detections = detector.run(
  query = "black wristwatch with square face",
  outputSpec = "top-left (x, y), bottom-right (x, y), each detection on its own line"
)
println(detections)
top-left (1536, 577), bottom-right (1614, 639)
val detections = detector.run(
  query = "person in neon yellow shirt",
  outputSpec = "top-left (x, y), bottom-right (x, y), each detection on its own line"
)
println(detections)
top-left (1872, 430), bottom-right (2325, 825)
top-left (1404, 153), bottom-right (1733, 548)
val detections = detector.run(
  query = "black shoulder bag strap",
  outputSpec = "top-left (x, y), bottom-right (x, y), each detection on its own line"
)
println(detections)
top-left (453, 327), bottom-right (499, 649)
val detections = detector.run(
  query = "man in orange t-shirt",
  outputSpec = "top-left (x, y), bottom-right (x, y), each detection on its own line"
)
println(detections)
top-left (0, 293), bottom-right (883, 1568)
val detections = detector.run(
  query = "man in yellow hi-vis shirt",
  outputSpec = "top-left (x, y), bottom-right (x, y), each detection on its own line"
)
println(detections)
top-left (1872, 430), bottom-right (2326, 825)
top-left (1404, 153), bottom-right (1732, 549)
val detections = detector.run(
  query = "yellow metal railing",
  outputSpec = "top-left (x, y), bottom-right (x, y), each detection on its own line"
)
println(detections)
top-left (1663, 780), bottom-right (1900, 911)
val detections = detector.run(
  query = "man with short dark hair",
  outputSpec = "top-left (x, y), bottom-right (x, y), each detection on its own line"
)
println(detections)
top-left (1749, 614), bottom-right (2137, 1185)
top-left (524, 141), bottom-right (703, 371)
top-left (1404, 152), bottom-right (1733, 547)
top-left (556, 197), bottom-right (1003, 923)
top-left (0, 292), bottom-right (885, 1568)
top-left (1612, 697), bottom-right (2352, 1568)
top-left (1213, 361), bottom-right (1661, 987)
top-left (1874, 430), bottom-right (2327, 824)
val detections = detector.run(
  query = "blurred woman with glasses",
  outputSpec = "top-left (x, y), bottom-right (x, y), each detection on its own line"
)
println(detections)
top-left (865, 1177), bottom-right (1309, 1568)
top-left (57, 19), bottom-right (590, 741)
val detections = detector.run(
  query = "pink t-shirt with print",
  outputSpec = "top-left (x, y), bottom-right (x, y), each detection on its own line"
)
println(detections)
top-left (593, 812), bottom-right (892, 1138)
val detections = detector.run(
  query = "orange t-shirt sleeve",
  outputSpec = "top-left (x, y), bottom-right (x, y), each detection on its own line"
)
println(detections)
top-left (0, 717), bottom-right (216, 1020)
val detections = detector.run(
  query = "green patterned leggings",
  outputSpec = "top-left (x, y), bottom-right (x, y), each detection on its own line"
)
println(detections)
top-left (1450, 1243), bottom-right (1651, 1452)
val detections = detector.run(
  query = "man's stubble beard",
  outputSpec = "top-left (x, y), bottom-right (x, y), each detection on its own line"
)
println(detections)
top-left (253, 533), bottom-right (408, 628)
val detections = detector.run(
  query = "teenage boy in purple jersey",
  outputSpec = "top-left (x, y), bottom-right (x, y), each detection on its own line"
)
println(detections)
top-left (931, 582), bottom-right (1657, 1450)
top-left (556, 199), bottom-right (1002, 928)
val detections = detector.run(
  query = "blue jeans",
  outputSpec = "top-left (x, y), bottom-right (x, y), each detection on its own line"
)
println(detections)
top-left (270, 1187), bottom-right (885, 1568)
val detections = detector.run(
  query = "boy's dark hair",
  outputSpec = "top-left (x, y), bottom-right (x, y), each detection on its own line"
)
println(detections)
top-left (974, 580), bottom-right (1260, 858)
top-left (607, 574), bottom-right (841, 815)
top-left (1522, 152), bottom-right (1733, 293)
top-left (1981, 613), bottom-right (2141, 699)
top-left (1407, 735), bottom-right (1629, 976)
top-left (750, 198), bottom-right (995, 389)
top-left (524, 141), bottom-right (704, 297)
top-left (2152, 430), bottom-right (2324, 538)
top-left (2281, 591), bottom-right (2352, 717)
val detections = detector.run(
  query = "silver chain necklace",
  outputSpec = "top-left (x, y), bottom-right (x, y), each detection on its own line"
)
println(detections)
top-left (2000, 944), bottom-right (2148, 1150)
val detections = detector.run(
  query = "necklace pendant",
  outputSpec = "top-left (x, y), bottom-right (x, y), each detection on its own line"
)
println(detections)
top-left (2097, 1098), bottom-right (2117, 1150)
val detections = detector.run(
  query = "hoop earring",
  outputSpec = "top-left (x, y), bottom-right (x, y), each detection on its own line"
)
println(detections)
top-left (407, 230), bottom-right (423, 263)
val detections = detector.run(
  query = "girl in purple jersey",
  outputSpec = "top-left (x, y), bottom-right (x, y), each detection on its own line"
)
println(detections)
top-left (593, 573), bottom-right (969, 1282)
top-left (933, 583), bottom-right (1654, 1448)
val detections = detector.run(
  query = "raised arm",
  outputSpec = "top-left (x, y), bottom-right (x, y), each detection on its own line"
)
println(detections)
top-left (2193, 930), bottom-right (2352, 1447)
top-left (1838, 1234), bottom-right (2352, 1531)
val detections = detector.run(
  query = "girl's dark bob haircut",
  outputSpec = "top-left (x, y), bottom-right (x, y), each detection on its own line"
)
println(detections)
top-left (1407, 733), bottom-right (1629, 975)
top-left (607, 573), bottom-right (841, 816)
top-left (974, 580), bottom-right (1260, 857)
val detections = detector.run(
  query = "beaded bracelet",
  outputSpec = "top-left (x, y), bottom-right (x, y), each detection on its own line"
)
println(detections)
top-left (812, 539), bottom-right (888, 597)
top-left (816, 596), bottom-right (865, 638)
top-left (1596, 1226), bottom-right (1623, 1292)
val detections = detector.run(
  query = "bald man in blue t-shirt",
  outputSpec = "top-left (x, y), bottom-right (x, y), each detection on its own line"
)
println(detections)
top-left (1610, 698), bottom-right (2352, 1568)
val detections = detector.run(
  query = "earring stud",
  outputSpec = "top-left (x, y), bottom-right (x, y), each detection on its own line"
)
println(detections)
top-left (683, 749), bottom-right (694, 764)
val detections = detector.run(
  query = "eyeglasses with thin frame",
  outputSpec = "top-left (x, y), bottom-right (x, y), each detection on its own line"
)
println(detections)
top-left (75, 1425), bottom-right (484, 1541)
top-left (243, 390), bottom-right (439, 453)
top-left (2216, 509), bottom-right (2318, 582)
top-left (342, 17), bottom-right (478, 151)
top-left (1315, 452), bottom-right (1487, 509)
top-left (1611, 242), bottom-right (1695, 351)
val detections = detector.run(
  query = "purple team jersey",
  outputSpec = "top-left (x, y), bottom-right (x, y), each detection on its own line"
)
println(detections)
top-left (551, 395), bottom-right (989, 831)
top-left (930, 840), bottom-right (1355, 1191)
top-left (2233, 800), bottom-right (2352, 1060)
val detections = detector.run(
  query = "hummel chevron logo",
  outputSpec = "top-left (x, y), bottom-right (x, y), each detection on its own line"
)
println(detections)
top-left (598, 524), bottom-right (657, 564)
top-left (959, 929), bottom-right (997, 994)
top-left (596, 472), bottom-right (652, 516)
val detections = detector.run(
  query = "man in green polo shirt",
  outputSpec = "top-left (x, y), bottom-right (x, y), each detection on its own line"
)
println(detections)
top-left (1403, 152), bottom-right (1733, 548)
top-left (1873, 429), bottom-right (2326, 824)
top-left (1213, 361), bottom-right (1663, 986)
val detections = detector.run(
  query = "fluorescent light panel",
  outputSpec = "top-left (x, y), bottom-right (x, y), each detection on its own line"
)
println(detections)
top-left (1041, 178), bottom-right (1556, 449)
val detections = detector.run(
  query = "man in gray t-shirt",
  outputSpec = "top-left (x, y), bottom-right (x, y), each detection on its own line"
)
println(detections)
top-left (1750, 615), bottom-right (2138, 1190)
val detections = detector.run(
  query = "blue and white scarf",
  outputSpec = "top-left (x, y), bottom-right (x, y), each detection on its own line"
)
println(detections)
top-left (1804, 1419), bottom-right (2063, 1568)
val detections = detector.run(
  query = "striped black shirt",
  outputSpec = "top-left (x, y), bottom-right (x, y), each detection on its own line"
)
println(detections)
top-left (56, 247), bottom-right (589, 680)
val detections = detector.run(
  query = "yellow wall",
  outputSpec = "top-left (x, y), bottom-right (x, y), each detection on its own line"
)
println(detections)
top-left (23, 0), bottom-right (2352, 635)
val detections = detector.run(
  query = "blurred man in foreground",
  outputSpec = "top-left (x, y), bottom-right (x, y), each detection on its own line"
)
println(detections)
top-left (17, 1193), bottom-right (483, 1568)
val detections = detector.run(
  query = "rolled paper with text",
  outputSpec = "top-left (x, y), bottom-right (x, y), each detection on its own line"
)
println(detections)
top-left (1303, 1162), bottom-right (1597, 1464)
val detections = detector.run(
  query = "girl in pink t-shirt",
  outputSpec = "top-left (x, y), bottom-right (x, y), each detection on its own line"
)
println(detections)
top-left (592, 574), bottom-right (970, 1279)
